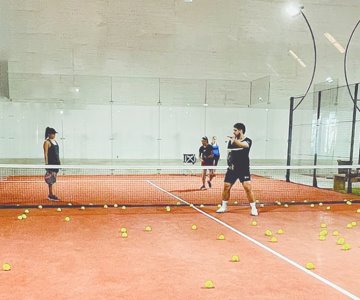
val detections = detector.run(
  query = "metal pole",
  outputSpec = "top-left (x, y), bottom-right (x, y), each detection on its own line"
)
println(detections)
top-left (312, 91), bottom-right (321, 187)
top-left (286, 97), bottom-right (294, 182)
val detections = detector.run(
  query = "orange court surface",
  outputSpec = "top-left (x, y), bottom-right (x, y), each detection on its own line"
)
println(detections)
top-left (1, 173), bottom-right (360, 300)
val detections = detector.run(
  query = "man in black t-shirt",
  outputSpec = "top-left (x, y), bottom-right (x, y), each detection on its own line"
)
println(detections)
top-left (199, 136), bottom-right (214, 190)
top-left (216, 123), bottom-right (258, 216)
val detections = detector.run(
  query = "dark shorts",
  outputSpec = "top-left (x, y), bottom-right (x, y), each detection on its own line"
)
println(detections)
top-left (201, 160), bottom-right (214, 167)
top-left (224, 168), bottom-right (251, 184)
top-left (213, 156), bottom-right (220, 166)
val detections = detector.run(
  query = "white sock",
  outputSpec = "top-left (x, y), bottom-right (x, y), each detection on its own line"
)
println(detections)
top-left (222, 200), bottom-right (228, 208)
top-left (250, 202), bottom-right (256, 209)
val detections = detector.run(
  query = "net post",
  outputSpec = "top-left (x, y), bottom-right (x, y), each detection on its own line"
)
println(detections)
top-left (312, 91), bottom-right (321, 187)
top-left (286, 97), bottom-right (294, 182)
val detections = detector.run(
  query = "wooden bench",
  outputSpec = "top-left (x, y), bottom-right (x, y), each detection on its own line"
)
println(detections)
top-left (333, 160), bottom-right (360, 193)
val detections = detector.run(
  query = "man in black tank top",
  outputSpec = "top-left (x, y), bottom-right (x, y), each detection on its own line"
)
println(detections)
top-left (43, 127), bottom-right (61, 201)
top-left (216, 123), bottom-right (258, 216)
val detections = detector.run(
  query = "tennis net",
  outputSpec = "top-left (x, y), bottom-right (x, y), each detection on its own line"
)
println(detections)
top-left (0, 164), bottom-right (359, 208)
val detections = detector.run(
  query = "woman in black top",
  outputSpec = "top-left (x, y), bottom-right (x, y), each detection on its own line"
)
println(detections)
top-left (43, 127), bottom-right (61, 201)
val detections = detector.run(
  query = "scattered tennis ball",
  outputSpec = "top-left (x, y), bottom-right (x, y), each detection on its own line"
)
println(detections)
top-left (145, 226), bottom-right (152, 232)
top-left (332, 230), bottom-right (339, 236)
top-left (113, 204), bottom-right (118, 208)
top-left (319, 230), bottom-right (328, 236)
top-left (265, 229), bottom-right (272, 237)
top-left (165, 206), bottom-right (171, 212)
top-left (319, 235), bottom-right (326, 241)
top-left (121, 232), bottom-right (128, 238)
top-left (217, 234), bottom-right (225, 240)
top-left (231, 255), bottom-right (239, 262)
top-left (351, 221), bottom-right (357, 226)
top-left (89, 203), bottom-right (94, 206)
top-left (217, 204), bottom-right (221, 208)
top-left (357, 208), bottom-right (360, 213)
top-left (122, 206), bottom-right (126, 210)
top-left (176, 201), bottom-right (181, 206)
top-left (199, 204), bottom-right (204, 208)
top-left (68, 203), bottom-right (72, 206)
top-left (326, 206), bottom-right (331, 210)
top-left (270, 236), bottom-right (278, 243)
top-left (204, 280), bottom-right (214, 289)
top-left (260, 203), bottom-right (265, 208)
top-left (319, 202), bottom-right (323, 206)
top-left (190, 204), bottom-right (194, 208)
top-left (104, 205), bottom-right (108, 209)
top-left (304, 200), bottom-right (308, 203)
top-left (24, 209), bottom-right (30, 214)
top-left (234, 201), bottom-right (238, 205)
top-left (21, 214), bottom-right (27, 219)
top-left (251, 221), bottom-right (257, 226)
top-left (64, 217), bottom-right (70, 222)
top-left (80, 206), bottom-right (85, 210)
top-left (346, 223), bottom-right (353, 229)
top-left (38, 205), bottom-right (43, 209)
top-left (291, 200), bottom-right (295, 203)
top-left (120, 227), bottom-right (127, 233)
top-left (191, 224), bottom-right (197, 230)
top-left (305, 262), bottom-right (315, 270)
top-left (310, 204), bottom-right (315, 208)
top-left (17, 215), bottom-right (23, 220)
top-left (2, 263), bottom-right (11, 271)
top-left (56, 208), bottom-right (62, 212)
top-left (284, 204), bottom-right (289, 208)
top-left (277, 229), bottom-right (284, 234)
top-left (346, 201), bottom-right (352, 205)
top-left (277, 201), bottom-right (282, 206)
top-left (342, 243), bottom-right (351, 251)
top-left (336, 237), bottom-right (345, 245)
top-left (320, 223), bottom-right (327, 228)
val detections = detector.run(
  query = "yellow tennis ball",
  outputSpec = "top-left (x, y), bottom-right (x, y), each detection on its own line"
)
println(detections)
top-left (64, 217), bottom-right (70, 222)
top-left (320, 223), bottom-right (327, 228)
top-left (204, 280), bottom-right (214, 289)
top-left (200, 204), bottom-right (204, 208)
top-left (260, 203), bottom-right (265, 208)
top-left (217, 204), bottom-right (221, 208)
top-left (336, 237), bottom-right (345, 245)
top-left (217, 234), bottom-right (225, 240)
top-left (176, 202), bottom-right (181, 206)
top-left (304, 200), bottom-right (308, 203)
top-left (80, 206), bottom-right (85, 210)
top-left (351, 221), bottom-right (357, 226)
top-left (2, 263), bottom-right (11, 271)
top-left (121, 232), bottom-right (128, 238)
top-left (326, 206), bottom-right (331, 210)
top-left (277, 229), bottom-right (284, 234)
top-left (319, 202), bottom-right (323, 206)
top-left (24, 209), bottom-right (30, 214)
top-left (120, 227), bottom-right (127, 233)
top-left (17, 215), bottom-right (23, 220)
top-left (270, 236), bottom-right (278, 243)
top-left (21, 214), bottom-right (27, 219)
top-left (319, 235), bottom-right (326, 241)
top-left (251, 221), bottom-right (257, 226)
top-left (346, 223), bottom-right (353, 229)
top-left (68, 203), bottom-right (72, 206)
top-left (122, 206), bottom-right (126, 210)
top-left (284, 204), bottom-right (289, 208)
top-left (191, 224), bottom-right (197, 230)
top-left (346, 201), bottom-right (352, 205)
top-left (113, 204), bottom-right (118, 208)
top-left (265, 229), bottom-right (272, 237)
top-left (332, 230), bottom-right (339, 236)
top-left (319, 230), bottom-right (328, 236)
top-left (231, 255), bottom-right (239, 262)
top-left (56, 208), bottom-right (62, 212)
top-left (234, 201), bottom-right (238, 205)
top-left (342, 243), bottom-right (351, 251)
top-left (357, 208), bottom-right (360, 213)
top-left (145, 226), bottom-right (152, 232)
top-left (310, 204), bottom-right (315, 208)
top-left (305, 262), bottom-right (315, 270)
top-left (165, 206), bottom-right (171, 212)
top-left (38, 205), bottom-right (43, 209)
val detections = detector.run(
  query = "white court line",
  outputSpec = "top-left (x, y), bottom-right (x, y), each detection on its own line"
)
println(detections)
top-left (146, 179), bottom-right (360, 300)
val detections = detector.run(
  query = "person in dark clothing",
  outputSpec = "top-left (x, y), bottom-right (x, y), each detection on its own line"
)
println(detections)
top-left (216, 123), bottom-right (258, 216)
top-left (43, 127), bottom-right (61, 201)
top-left (198, 136), bottom-right (214, 190)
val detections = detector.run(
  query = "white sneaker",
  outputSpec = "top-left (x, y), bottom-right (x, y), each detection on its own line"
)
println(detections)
top-left (216, 206), bottom-right (227, 213)
top-left (251, 208), bottom-right (258, 216)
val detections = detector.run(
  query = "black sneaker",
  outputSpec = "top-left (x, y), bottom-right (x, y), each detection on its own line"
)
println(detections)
top-left (48, 195), bottom-right (60, 201)
top-left (207, 180), bottom-right (212, 188)
top-left (200, 185), bottom-right (206, 190)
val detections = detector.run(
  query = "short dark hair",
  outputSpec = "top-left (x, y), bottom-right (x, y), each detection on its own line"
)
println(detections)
top-left (234, 123), bottom-right (246, 133)
top-left (202, 136), bottom-right (208, 141)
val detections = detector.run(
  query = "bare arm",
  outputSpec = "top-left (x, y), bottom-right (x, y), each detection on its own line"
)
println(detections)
top-left (43, 141), bottom-right (50, 164)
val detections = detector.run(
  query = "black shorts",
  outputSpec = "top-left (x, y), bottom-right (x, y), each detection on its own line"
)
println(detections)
top-left (224, 168), bottom-right (251, 184)
top-left (213, 156), bottom-right (220, 166)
